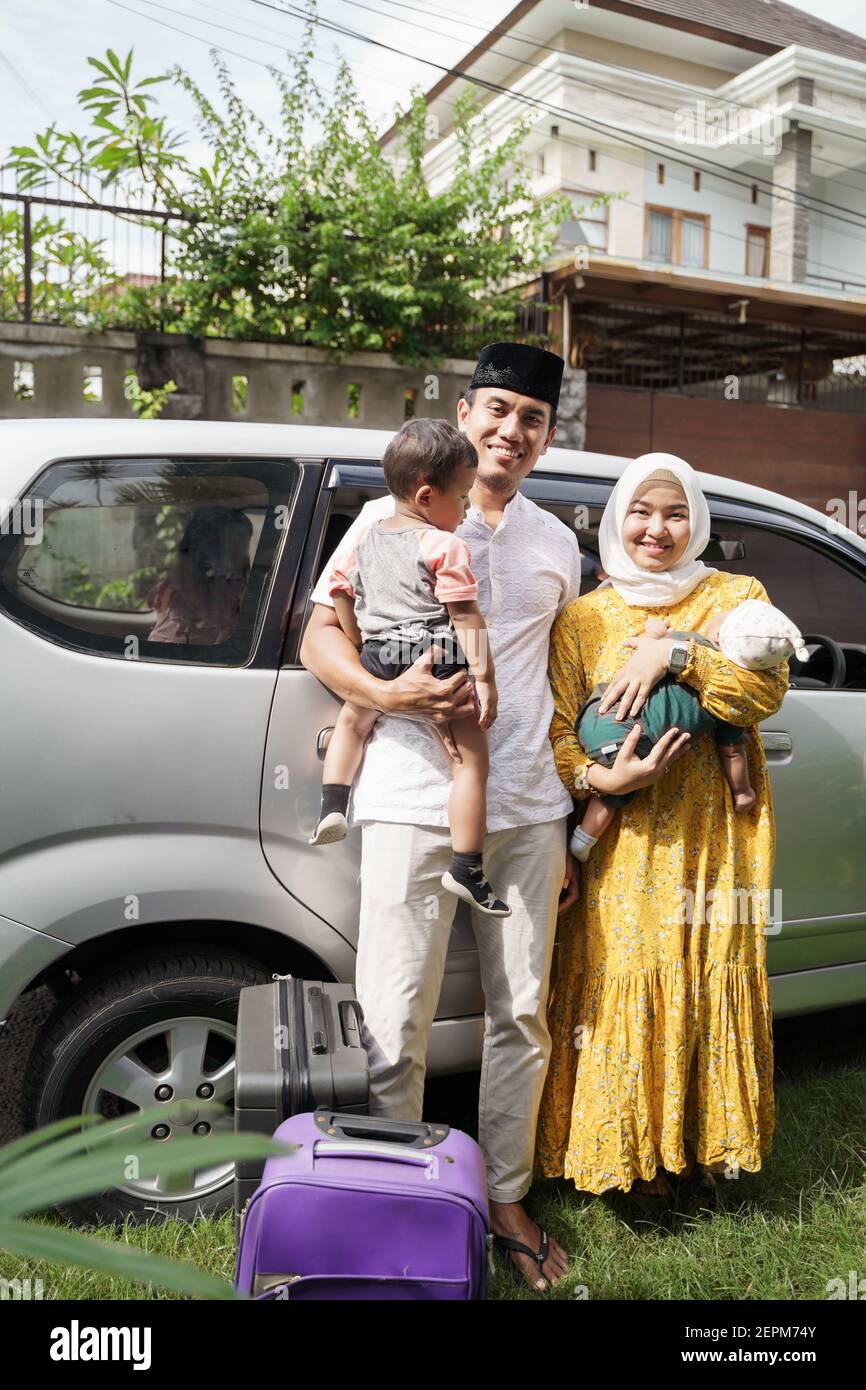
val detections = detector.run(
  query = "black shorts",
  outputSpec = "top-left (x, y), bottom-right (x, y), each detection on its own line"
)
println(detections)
top-left (359, 630), bottom-right (468, 681)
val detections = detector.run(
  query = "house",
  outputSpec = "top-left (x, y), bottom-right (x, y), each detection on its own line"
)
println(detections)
top-left (380, 0), bottom-right (866, 507)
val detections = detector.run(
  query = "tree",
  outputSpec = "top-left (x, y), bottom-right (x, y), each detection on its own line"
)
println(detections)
top-left (7, 12), bottom-right (576, 362)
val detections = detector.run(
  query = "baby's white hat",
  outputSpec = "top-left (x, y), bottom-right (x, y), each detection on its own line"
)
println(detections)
top-left (717, 599), bottom-right (810, 671)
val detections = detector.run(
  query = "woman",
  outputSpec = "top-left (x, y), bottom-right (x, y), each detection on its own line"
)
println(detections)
top-left (147, 506), bottom-right (252, 645)
top-left (536, 453), bottom-right (788, 1202)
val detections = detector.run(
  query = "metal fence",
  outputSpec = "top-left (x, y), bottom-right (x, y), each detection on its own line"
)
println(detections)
top-left (0, 169), bottom-right (185, 327)
top-left (571, 298), bottom-right (866, 412)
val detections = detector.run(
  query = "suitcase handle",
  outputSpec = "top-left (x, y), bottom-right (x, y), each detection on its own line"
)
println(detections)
top-left (310, 1138), bottom-right (440, 1179)
top-left (338, 998), bottom-right (364, 1047)
top-left (314, 1109), bottom-right (449, 1148)
top-left (308, 986), bottom-right (328, 1056)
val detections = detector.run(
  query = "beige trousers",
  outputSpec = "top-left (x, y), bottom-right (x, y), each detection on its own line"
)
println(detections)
top-left (355, 817), bottom-right (567, 1203)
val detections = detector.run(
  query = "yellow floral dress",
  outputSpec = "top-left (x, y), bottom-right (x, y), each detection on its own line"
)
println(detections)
top-left (535, 571), bottom-right (788, 1194)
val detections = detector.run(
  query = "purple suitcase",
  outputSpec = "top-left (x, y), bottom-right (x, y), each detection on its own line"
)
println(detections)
top-left (235, 1109), bottom-right (490, 1300)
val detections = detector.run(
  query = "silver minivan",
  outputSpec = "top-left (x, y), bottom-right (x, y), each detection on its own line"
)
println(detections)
top-left (1, 418), bottom-right (865, 1224)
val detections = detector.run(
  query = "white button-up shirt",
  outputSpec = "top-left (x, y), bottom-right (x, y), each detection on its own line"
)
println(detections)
top-left (310, 486), bottom-right (581, 831)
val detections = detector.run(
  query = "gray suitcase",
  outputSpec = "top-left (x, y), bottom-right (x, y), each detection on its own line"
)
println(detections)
top-left (233, 975), bottom-right (369, 1215)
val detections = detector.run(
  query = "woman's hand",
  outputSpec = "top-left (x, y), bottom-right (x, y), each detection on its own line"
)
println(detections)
top-left (558, 851), bottom-right (580, 916)
top-left (597, 634), bottom-right (676, 721)
top-left (588, 723), bottom-right (691, 796)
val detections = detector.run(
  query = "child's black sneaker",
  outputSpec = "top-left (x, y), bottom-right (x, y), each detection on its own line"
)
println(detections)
top-left (309, 811), bottom-right (348, 845)
top-left (309, 783), bottom-right (351, 845)
top-left (441, 856), bottom-right (511, 918)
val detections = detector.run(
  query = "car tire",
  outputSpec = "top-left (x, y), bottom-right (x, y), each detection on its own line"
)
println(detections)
top-left (23, 948), bottom-right (270, 1226)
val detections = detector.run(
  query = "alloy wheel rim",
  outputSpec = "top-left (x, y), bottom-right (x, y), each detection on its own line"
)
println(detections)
top-left (82, 1015), bottom-right (237, 1203)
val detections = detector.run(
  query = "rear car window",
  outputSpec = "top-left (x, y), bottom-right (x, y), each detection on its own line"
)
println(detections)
top-left (0, 455), bottom-right (300, 665)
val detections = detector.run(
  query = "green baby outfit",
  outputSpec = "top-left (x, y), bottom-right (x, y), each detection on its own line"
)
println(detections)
top-left (575, 630), bottom-right (745, 808)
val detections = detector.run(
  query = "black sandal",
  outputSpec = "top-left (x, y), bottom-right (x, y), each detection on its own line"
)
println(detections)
top-left (492, 1228), bottom-right (554, 1292)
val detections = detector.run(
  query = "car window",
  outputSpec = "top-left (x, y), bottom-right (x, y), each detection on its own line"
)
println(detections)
top-left (310, 480), bottom-right (387, 589)
top-left (0, 455), bottom-right (300, 665)
top-left (533, 485), bottom-right (866, 659)
top-left (708, 519), bottom-right (866, 647)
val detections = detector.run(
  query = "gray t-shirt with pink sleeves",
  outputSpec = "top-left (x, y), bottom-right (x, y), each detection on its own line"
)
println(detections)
top-left (328, 519), bottom-right (479, 645)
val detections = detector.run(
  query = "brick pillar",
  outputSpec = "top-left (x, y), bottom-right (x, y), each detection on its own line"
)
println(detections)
top-left (770, 84), bottom-right (813, 285)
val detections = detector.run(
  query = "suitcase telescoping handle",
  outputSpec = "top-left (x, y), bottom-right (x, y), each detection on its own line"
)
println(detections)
top-left (314, 1108), bottom-right (449, 1148)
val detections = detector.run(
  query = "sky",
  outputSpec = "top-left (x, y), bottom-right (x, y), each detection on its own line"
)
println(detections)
top-left (3, 0), bottom-right (866, 170)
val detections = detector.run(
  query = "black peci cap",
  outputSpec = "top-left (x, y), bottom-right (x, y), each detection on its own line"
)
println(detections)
top-left (469, 341), bottom-right (565, 411)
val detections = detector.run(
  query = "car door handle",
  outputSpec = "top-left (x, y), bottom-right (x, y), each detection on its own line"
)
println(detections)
top-left (316, 727), bottom-right (334, 760)
top-left (760, 731), bottom-right (792, 757)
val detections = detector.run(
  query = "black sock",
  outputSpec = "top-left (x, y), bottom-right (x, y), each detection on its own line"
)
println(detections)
top-left (451, 850), bottom-right (483, 871)
top-left (320, 784), bottom-right (350, 819)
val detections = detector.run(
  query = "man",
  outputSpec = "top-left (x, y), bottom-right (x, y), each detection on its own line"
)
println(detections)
top-left (301, 342), bottom-right (578, 1291)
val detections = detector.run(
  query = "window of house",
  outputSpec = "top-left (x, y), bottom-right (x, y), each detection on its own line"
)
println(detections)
top-left (0, 457), bottom-right (300, 665)
top-left (561, 192), bottom-right (608, 251)
top-left (745, 225), bottom-right (770, 277)
top-left (646, 207), bottom-right (709, 268)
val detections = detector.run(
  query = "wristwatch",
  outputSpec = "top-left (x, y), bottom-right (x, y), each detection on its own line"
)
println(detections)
top-left (667, 639), bottom-right (691, 676)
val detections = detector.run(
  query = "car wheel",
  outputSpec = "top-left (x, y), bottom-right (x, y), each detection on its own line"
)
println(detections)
top-left (23, 949), bottom-right (269, 1226)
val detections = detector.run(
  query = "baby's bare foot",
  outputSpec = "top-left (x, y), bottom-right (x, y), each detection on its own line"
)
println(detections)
top-left (733, 788), bottom-right (757, 812)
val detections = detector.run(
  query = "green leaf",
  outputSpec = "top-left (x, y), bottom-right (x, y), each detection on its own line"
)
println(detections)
top-left (2, 1134), bottom-right (288, 1218)
top-left (87, 56), bottom-right (117, 80)
top-left (0, 1220), bottom-right (239, 1299)
top-left (0, 1113), bottom-right (104, 1172)
top-left (78, 87), bottom-right (119, 102)
top-left (0, 1103), bottom-right (290, 1216)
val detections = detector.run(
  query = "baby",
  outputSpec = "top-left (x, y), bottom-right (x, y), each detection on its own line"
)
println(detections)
top-left (570, 599), bottom-right (807, 862)
top-left (309, 418), bottom-right (511, 918)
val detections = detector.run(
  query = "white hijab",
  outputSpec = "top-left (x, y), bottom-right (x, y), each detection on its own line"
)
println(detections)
top-left (597, 452), bottom-right (716, 608)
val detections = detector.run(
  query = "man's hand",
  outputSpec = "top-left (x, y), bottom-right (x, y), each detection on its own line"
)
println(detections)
top-left (558, 851), bottom-right (579, 915)
top-left (597, 634), bottom-right (675, 721)
top-left (381, 646), bottom-right (478, 762)
top-left (383, 646), bottom-right (477, 723)
top-left (474, 678), bottom-right (498, 730)
top-left (588, 722), bottom-right (691, 797)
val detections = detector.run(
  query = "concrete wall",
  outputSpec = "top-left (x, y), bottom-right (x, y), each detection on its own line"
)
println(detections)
top-left (0, 322), bottom-right (588, 448)
top-left (0, 323), bottom-right (475, 428)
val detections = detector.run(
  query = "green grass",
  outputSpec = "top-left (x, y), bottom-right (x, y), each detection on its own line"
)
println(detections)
top-left (3, 1006), bottom-right (865, 1301)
